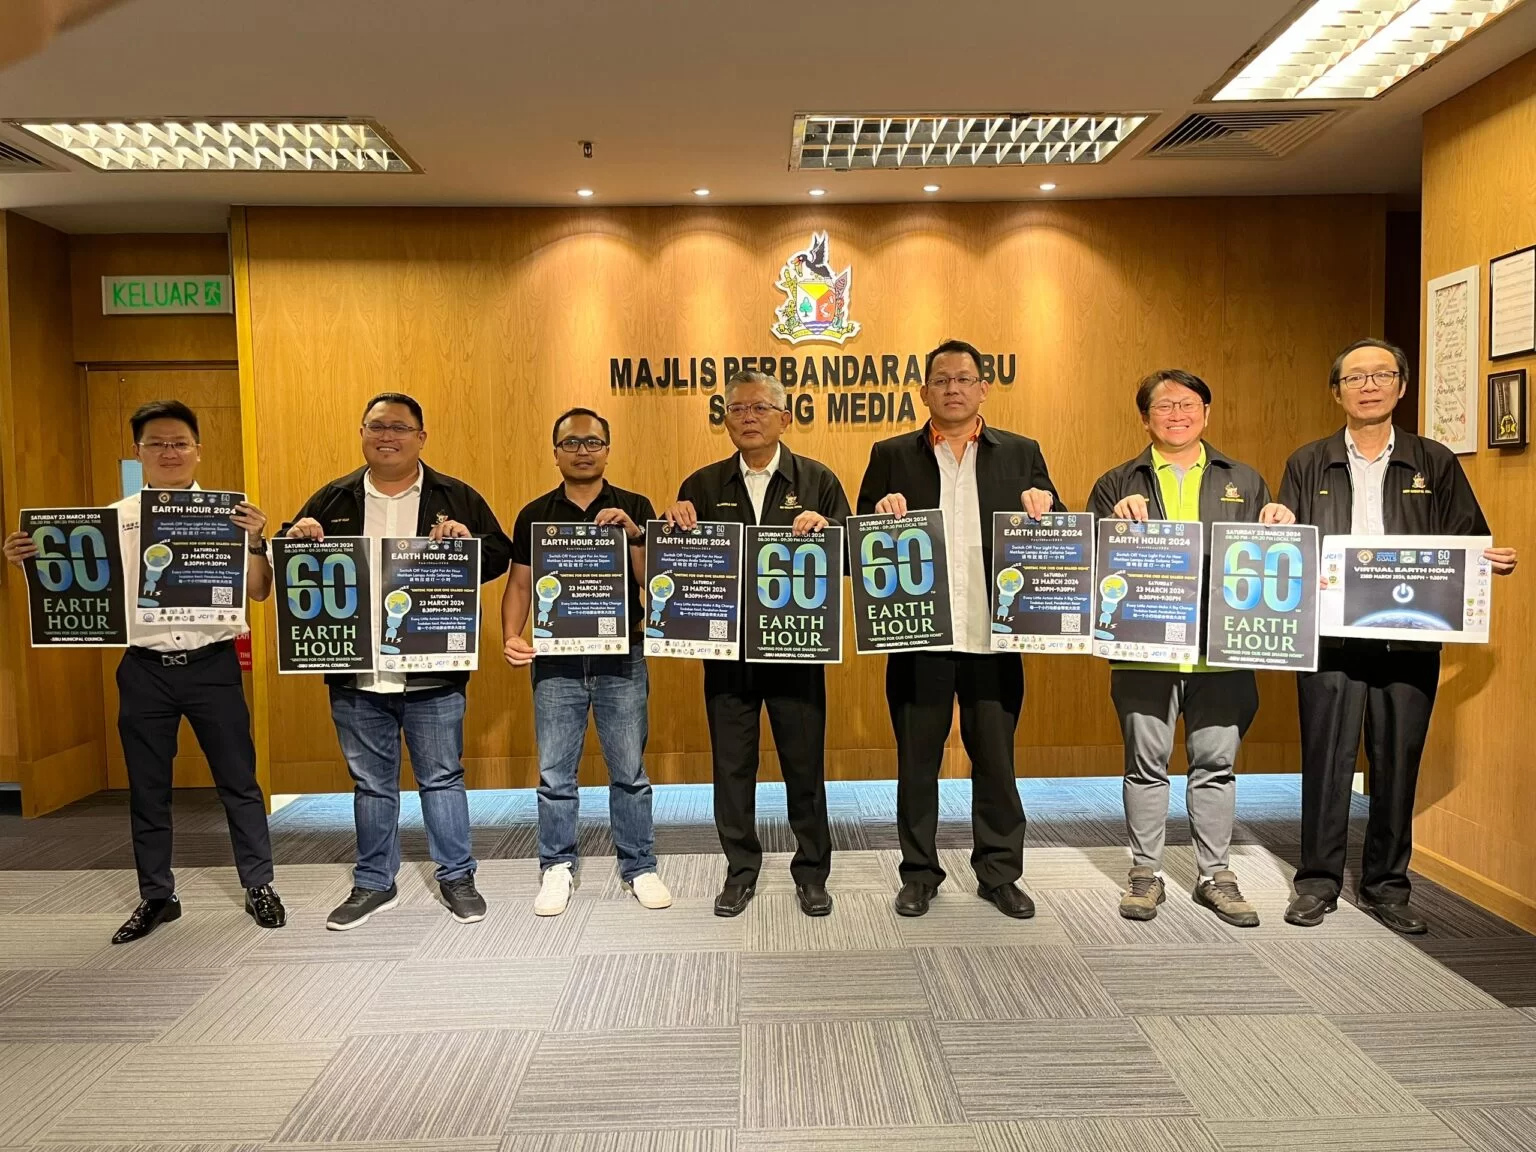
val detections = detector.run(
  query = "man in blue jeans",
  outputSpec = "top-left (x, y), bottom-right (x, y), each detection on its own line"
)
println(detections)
top-left (503, 408), bottom-right (670, 915)
top-left (287, 392), bottom-right (511, 930)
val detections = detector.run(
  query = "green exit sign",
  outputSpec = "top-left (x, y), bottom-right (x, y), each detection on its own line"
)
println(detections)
top-left (102, 275), bottom-right (232, 315)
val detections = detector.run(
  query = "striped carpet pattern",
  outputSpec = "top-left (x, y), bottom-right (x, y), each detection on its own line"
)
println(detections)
top-left (0, 775), bottom-right (1533, 1151)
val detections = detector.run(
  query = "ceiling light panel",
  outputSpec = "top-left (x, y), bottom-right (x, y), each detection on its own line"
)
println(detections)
top-left (1212, 0), bottom-right (1528, 101)
top-left (9, 118), bottom-right (418, 172)
top-left (790, 113), bottom-right (1149, 170)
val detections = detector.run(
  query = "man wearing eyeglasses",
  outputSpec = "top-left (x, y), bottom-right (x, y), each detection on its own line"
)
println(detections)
top-left (285, 392), bottom-right (511, 930)
top-left (1278, 339), bottom-right (1518, 933)
top-left (5, 399), bottom-right (285, 944)
top-left (663, 369), bottom-right (851, 918)
top-left (857, 338), bottom-right (1060, 920)
top-left (1089, 370), bottom-right (1296, 929)
top-left (502, 408), bottom-right (670, 917)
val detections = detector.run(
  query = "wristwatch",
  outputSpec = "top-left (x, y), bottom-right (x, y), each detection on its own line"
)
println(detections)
top-left (248, 535), bottom-right (267, 556)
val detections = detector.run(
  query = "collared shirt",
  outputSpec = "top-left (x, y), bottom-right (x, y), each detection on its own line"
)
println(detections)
top-left (114, 483), bottom-right (245, 653)
top-left (1149, 444), bottom-right (1209, 674)
top-left (932, 421), bottom-right (989, 653)
top-left (740, 444), bottom-right (782, 523)
top-left (356, 465), bottom-right (423, 694)
top-left (1345, 427), bottom-right (1394, 535)
top-left (512, 480), bottom-right (656, 646)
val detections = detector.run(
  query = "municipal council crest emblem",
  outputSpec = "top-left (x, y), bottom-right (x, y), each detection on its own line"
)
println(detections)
top-left (771, 232), bottom-right (861, 346)
top-left (1411, 473), bottom-right (1427, 490)
top-left (1224, 483), bottom-right (1240, 499)
top-left (1357, 549), bottom-right (1375, 564)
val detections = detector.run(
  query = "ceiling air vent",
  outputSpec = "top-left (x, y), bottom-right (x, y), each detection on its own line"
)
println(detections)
top-left (0, 138), bottom-right (55, 171)
top-left (1146, 109), bottom-right (1346, 160)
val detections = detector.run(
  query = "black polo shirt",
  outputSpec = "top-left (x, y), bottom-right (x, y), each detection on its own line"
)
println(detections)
top-left (512, 481), bottom-right (655, 645)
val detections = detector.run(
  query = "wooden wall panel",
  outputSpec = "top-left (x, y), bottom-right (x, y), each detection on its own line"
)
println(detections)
top-left (0, 212), bottom-right (105, 815)
top-left (1417, 48), bottom-right (1536, 929)
top-left (70, 233), bottom-right (236, 363)
top-left (243, 198), bottom-right (1385, 792)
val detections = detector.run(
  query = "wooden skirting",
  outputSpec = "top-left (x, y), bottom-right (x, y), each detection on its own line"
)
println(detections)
top-left (1411, 843), bottom-right (1536, 934)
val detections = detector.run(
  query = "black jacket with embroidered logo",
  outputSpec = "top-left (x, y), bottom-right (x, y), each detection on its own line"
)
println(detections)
top-left (855, 421), bottom-right (1061, 574)
top-left (1088, 441), bottom-right (1272, 538)
top-left (676, 443), bottom-right (851, 529)
top-left (287, 462), bottom-right (512, 689)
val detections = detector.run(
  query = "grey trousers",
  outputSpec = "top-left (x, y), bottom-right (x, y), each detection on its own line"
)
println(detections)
top-left (1109, 669), bottom-right (1259, 875)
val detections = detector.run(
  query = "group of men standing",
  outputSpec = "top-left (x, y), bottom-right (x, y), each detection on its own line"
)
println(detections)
top-left (3, 336), bottom-right (1516, 944)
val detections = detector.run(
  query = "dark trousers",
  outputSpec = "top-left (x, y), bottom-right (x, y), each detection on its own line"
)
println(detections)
top-left (886, 650), bottom-right (1025, 889)
top-left (1295, 641), bottom-right (1439, 905)
top-left (116, 643), bottom-right (274, 900)
top-left (703, 660), bottom-right (830, 887)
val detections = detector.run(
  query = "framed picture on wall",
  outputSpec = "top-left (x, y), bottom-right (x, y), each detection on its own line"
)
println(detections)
top-left (1488, 368), bottom-right (1527, 449)
top-left (1425, 264), bottom-right (1480, 455)
top-left (1489, 246), bottom-right (1536, 361)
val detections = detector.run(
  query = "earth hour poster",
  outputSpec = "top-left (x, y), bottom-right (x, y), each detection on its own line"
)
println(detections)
top-left (1320, 534), bottom-right (1493, 644)
top-left (273, 537), bottom-right (375, 674)
top-left (1205, 523), bottom-right (1319, 672)
top-left (137, 488), bottom-right (248, 626)
top-left (376, 537), bottom-right (482, 672)
top-left (989, 511), bottom-right (1094, 654)
top-left (1092, 518), bottom-right (1203, 664)
top-left (643, 520), bottom-right (743, 660)
top-left (743, 525), bottom-right (844, 663)
top-left (21, 507), bottom-right (128, 647)
top-left (848, 509), bottom-right (953, 655)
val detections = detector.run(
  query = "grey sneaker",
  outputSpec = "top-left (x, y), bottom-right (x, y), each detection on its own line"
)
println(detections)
top-left (440, 873), bottom-right (487, 924)
top-left (1119, 866), bottom-right (1166, 921)
top-left (326, 884), bottom-right (398, 931)
top-left (1194, 869), bottom-right (1260, 927)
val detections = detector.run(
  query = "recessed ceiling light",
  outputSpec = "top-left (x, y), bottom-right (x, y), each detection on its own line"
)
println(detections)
top-left (1209, 0), bottom-right (1528, 101)
top-left (8, 117), bottom-right (417, 172)
top-left (808, 188), bottom-right (826, 196)
top-left (923, 183), bottom-right (941, 193)
top-left (576, 188), bottom-right (595, 197)
top-left (692, 188), bottom-right (710, 197)
top-left (791, 113), bottom-right (1149, 170)
top-left (1039, 182), bottom-right (1057, 191)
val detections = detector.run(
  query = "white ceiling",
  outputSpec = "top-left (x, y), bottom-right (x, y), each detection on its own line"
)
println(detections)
top-left (3, 0), bottom-right (1535, 233)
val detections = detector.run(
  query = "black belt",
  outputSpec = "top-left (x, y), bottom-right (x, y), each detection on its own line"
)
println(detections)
top-left (128, 639), bottom-right (234, 667)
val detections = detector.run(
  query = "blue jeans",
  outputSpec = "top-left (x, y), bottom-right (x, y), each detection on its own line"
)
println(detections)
top-left (532, 644), bottom-right (656, 881)
top-left (329, 684), bottom-right (477, 890)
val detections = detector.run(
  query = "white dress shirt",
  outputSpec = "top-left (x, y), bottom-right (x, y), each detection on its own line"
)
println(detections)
top-left (740, 444), bottom-right (781, 523)
top-left (933, 435), bottom-right (990, 653)
top-left (356, 466), bottom-right (424, 694)
top-left (1345, 427), bottom-right (1394, 535)
top-left (114, 484), bottom-right (245, 653)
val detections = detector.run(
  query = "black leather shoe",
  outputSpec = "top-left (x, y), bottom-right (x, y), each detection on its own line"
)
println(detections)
top-left (978, 882), bottom-right (1036, 919)
top-left (713, 882), bottom-right (755, 917)
top-left (1283, 892), bottom-right (1338, 927)
top-left (894, 881), bottom-right (937, 917)
top-left (796, 883), bottom-right (833, 917)
top-left (1361, 900), bottom-right (1427, 935)
top-left (245, 885), bottom-right (286, 929)
top-left (111, 895), bottom-right (182, 944)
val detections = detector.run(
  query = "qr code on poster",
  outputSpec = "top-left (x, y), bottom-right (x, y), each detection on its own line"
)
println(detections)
top-left (211, 586), bottom-right (232, 606)
top-left (447, 633), bottom-right (467, 652)
top-left (598, 617), bottom-right (617, 636)
top-left (709, 619), bottom-right (728, 640)
top-left (1060, 614), bottom-right (1080, 633)
top-left (1164, 622), bottom-right (1186, 643)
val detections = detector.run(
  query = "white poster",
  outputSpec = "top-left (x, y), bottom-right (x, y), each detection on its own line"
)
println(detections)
top-left (1424, 265), bottom-right (1480, 455)
top-left (1319, 535), bottom-right (1493, 644)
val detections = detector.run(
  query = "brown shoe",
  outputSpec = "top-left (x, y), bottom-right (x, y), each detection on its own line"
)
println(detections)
top-left (1118, 866), bottom-right (1165, 921)
top-left (1194, 869), bottom-right (1260, 927)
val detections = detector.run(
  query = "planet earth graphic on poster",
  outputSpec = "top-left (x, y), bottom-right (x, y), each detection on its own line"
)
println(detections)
top-left (1350, 609), bottom-right (1454, 630)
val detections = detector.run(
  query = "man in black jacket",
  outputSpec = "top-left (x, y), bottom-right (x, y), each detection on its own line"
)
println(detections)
top-left (664, 369), bottom-right (851, 919)
top-left (286, 392), bottom-right (511, 931)
top-left (1089, 369), bottom-right (1295, 928)
top-left (1278, 339), bottom-right (1518, 933)
top-left (857, 338), bottom-right (1059, 919)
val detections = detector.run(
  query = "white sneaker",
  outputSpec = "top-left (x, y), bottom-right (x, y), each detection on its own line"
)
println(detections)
top-left (534, 863), bottom-right (575, 916)
top-left (626, 871), bottom-right (673, 910)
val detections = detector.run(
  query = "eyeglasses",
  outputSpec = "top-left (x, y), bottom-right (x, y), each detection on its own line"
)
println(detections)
top-left (1339, 371), bottom-right (1400, 391)
top-left (363, 421), bottom-right (421, 436)
top-left (1148, 400), bottom-right (1206, 416)
top-left (138, 440), bottom-right (198, 455)
top-left (725, 402), bottom-right (783, 418)
top-left (927, 375), bottom-right (981, 389)
top-left (556, 436), bottom-right (609, 454)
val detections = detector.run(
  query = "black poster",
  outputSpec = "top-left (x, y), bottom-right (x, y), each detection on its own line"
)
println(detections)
top-left (21, 507), bottom-right (128, 647)
top-left (273, 537), bottom-right (375, 674)
top-left (848, 509), bottom-right (953, 654)
top-left (1092, 518), bottom-right (1203, 664)
top-left (137, 488), bottom-right (248, 626)
top-left (643, 520), bottom-right (743, 660)
top-left (1205, 523), bottom-right (1319, 671)
top-left (376, 537), bottom-right (482, 673)
top-left (531, 522), bottom-right (630, 656)
top-left (989, 511), bottom-right (1095, 654)
top-left (744, 525), bottom-right (844, 663)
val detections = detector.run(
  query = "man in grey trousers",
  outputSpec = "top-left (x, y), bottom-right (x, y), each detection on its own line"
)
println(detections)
top-left (1088, 369), bottom-right (1295, 926)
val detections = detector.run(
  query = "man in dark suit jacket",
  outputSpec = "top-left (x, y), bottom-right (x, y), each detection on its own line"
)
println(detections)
top-left (857, 338), bottom-right (1060, 919)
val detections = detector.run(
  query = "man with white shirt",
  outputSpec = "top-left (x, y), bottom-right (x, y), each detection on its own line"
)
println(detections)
top-left (286, 393), bottom-right (511, 930)
top-left (664, 370), bottom-right (851, 918)
top-left (1278, 339), bottom-right (1518, 933)
top-left (5, 399), bottom-right (285, 944)
top-left (857, 339), bottom-right (1060, 919)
